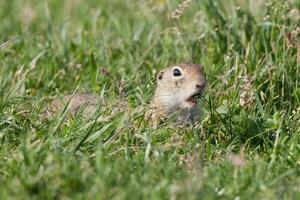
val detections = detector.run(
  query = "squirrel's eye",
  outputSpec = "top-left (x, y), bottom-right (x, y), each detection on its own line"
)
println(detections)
top-left (173, 68), bottom-right (182, 77)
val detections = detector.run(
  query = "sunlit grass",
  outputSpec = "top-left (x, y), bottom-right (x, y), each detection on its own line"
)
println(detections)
top-left (0, 0), bottom-right (300, 199)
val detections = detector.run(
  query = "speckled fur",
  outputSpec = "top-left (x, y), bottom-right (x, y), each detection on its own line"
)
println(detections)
top-left (45, 64), bottom-right (206, 125)
top-left (44, 93), bottom-right (103, 119)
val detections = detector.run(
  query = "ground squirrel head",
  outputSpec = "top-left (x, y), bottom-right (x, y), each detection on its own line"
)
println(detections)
top-left (153, 64), bottom-right (206, 114)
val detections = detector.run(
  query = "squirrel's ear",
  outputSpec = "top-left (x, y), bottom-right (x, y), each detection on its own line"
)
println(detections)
top-left (157, 70), bottom-right (164, 81)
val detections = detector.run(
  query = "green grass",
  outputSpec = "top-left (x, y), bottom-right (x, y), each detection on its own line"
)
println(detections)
top-left (1, 0), bottom-right (300, 199)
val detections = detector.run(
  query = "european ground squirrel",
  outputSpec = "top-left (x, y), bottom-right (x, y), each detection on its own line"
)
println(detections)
top-left (147, 64), bottom-right (206, 124)
top-left (45, 64), bottom-right (206, 125)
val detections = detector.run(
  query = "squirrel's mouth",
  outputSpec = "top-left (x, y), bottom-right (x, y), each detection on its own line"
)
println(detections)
top-left (186, 93), bottom-right (202, 107)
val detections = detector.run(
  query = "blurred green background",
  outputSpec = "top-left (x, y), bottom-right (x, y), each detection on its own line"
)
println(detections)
top-left (0, 0), bottom-right (300, 199)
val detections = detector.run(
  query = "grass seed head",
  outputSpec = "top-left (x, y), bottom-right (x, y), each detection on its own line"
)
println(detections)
top-left (171, 0), bottom-right (192, 20)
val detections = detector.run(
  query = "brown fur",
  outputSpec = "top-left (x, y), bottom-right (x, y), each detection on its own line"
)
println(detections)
top-left (147, 64), bottom-right (206, 125)
top-left (45, 64), bottom-right (206, 125)
top-left (44, 93), bottom-right (103, 119)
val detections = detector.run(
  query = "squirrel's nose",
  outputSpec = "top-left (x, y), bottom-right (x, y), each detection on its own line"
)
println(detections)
top-left (196, 84), bottom-right (205, 90)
